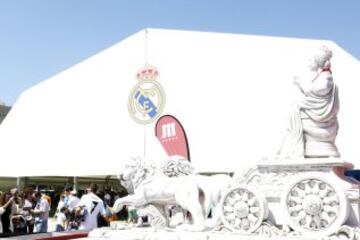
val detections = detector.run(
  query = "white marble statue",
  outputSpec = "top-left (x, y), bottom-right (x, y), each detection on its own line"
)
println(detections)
top-left (111, 156), bottom-right (232, 231)
top-left (278, 46), bottom-right (340, 158)
top-left (89, 46), bottom-right (360, 240)
top-left (115, 157), bottom-right (199, 229)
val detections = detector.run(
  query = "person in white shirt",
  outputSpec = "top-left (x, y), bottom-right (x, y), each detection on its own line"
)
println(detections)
top-left (32, 192), bottom-right (50, 233)
top-left (76, 183), bottom-right (107, 230)
top-left (55, 207), bottom-right (67, 232)
top-left (56, 194), bottom-right (66, 215)
top-left (67, 190), bottom-right (80, 212)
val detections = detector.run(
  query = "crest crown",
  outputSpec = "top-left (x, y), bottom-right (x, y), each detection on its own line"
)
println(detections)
top-left (136, 65), bottom-right (159, 81)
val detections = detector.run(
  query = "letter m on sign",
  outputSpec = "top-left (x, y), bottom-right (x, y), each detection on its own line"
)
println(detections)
top-left (162, 122), bottom-right (176, 138)
top-left (155, 115), bottom-right (190, 161)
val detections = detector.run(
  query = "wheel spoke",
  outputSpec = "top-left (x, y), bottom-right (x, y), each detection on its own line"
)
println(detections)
top-left (311, 181), bottom-right (320, 194)
top-left (234, 193), bottom-right (241, 201)
top-left (248, 213), bottom-right (258, 223)
top-left (313, 215), bottom-right (321, 229)
top-left (294, 186), bottom-right (306, 198)
top-left (304, 181), bottom-right (312, 194)
top-left (223, 205), bottom-right (233, 213)
top-left (241, 218), bottom-right (250, 230)
top-left (321, 211), bottom-right (335, 224)
top-left (247, 197), bottom-right (257, 206)
top-left (294, 210), bottom-right (307, 224)
top-left (289, 204), bottom-right (303, 213)
top-left (234, 217), bottom-right (241, 227)
top-left (288, 196), bottom-right (303, 204)
top-left (226, 213), bottom-right (236, 221)
top-left (319, 186), bottom-right (331, 198)
top-left (249, 206), bottom-right (259, 214)
top-left (323, 196), bottom-right (338, 205)
top-left (323, 205), bottom-right (338, 214)
top-left (242, 192), bottom-right (249, 202)
top-left (305, 215), bottom-right (313, 228)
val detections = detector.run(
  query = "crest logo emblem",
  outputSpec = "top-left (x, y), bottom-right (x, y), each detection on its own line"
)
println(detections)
top-left (128, 65), bottom-right (166, 124)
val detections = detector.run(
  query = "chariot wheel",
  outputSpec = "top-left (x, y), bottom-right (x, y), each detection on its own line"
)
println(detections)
top-left (281, 173), bottom-right (349, 237)
top-left (220, 184), bottom-right (268, 233)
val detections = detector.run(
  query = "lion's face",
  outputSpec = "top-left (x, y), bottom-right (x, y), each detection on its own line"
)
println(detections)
top-left (122, 160), bottom-right (139, 182)
top-left (119, 160), bottom-right (140, 194)
top-left (120, 157), bottom-right (157, 192)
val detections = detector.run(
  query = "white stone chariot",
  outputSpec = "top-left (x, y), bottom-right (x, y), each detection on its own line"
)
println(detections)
top-left (97, 157), bottom-right (360, 240)
top-left (216, 45), bottom-right (360, 239)
top-left (220, 158), bottom-right (360, 238)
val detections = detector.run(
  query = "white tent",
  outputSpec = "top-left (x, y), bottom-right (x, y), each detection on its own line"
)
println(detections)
top-left (0, 29), bottom-right (359, 177)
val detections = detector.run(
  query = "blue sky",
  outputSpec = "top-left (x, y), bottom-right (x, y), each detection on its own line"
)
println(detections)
top-left (0, 0), bottom-right (359, 105)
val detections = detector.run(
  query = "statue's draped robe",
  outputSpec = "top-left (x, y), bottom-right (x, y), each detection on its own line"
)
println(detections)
top-left (279, 70), bottom-right (339, 157)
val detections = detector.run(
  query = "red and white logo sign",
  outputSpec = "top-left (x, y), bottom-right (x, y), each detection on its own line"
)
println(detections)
top-left (155, 115), bottom-right (190, 161)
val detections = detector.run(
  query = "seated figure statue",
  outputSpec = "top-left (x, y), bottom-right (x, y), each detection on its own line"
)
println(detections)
top-left (278, 46), bottom-right (340, 158)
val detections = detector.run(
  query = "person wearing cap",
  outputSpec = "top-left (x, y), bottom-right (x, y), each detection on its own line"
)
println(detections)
top-left (76, 183), bottom-right (107, 230)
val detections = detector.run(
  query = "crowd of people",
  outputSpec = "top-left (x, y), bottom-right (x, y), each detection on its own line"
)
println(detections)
top-left (0, 183), bottom-right (129, 236)
top-left (0, 187), bottom-right (51, 235)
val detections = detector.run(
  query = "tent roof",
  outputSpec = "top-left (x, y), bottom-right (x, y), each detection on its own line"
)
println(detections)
top-left (0, 28), bottom-right (359, 177)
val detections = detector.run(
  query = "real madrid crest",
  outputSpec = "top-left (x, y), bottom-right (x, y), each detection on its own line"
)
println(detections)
top-left (128, 65), bottom-right (166, 124)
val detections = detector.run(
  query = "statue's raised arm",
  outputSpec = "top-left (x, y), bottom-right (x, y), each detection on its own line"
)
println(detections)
top-left (278, 46), bottom-right (340, 158)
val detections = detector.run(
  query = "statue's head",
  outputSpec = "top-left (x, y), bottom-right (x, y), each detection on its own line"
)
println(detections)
top-left (309, 46), bottom-right (333, 71)
top-left (122, 157), bottom-right (142, 182)
top-left (120, 156), bottom-right (157, 191)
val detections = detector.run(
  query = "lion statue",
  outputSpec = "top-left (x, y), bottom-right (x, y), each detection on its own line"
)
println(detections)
top-left (112, 156), bottom-right (232, 231)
